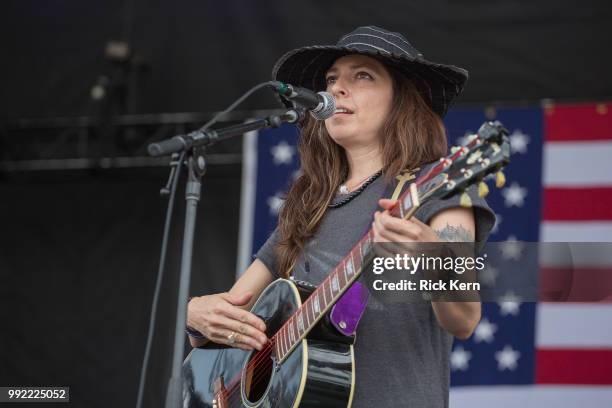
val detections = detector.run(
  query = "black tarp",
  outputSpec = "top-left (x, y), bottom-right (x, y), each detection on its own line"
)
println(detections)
top-left (2, 1), bottom-right (612, 407)
top-left (2, 0), bottom-right (611, 120)
top-left (0, 166), bottom-right (241, 407)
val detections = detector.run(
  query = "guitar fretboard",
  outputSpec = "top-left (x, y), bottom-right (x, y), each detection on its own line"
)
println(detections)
top-left (273, 231), bottom-right (372, 361)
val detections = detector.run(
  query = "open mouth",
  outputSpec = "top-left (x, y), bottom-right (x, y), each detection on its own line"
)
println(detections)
top-left (334, 108), bottom-right (354, 115)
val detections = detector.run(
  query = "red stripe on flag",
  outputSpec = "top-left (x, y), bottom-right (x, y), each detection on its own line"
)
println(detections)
top-left (539, 267), bottom-right (612, 302)
top-left (536, 348), bottom-right (612, 384)
top-left (542, 188), bottom-right (612, 221)
top-left (545, 102), bottom-right (612, 141)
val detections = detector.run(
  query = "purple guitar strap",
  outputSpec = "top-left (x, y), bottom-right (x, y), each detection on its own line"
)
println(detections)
top-left (329, 166), bottom-right (424, 336)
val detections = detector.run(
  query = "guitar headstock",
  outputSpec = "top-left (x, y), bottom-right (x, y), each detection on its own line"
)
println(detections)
top-left (414, 121), bottom-right (511, 207)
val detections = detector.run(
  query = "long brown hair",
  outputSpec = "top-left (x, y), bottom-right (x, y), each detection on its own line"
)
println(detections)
top-left (275, 66), bottom-right (448, 278)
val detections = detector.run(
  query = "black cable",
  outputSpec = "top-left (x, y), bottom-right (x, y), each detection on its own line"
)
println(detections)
top-left (134, 80), bottom-right (279, 408)
top-left (198, 81), bottom-right (278, 131)
top-left (135, 150), bottom-right (184, 408)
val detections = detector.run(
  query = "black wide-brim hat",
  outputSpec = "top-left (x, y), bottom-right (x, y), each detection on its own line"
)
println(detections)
top-left (272, 26), bottom-right (468, 117)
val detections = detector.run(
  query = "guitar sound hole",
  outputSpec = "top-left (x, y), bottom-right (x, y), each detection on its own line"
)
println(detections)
top-left (243, 346), bottom-right (274, 404)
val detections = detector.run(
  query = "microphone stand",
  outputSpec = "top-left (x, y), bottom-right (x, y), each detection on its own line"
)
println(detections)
top-left (150, 108), bottom-right (304, 408)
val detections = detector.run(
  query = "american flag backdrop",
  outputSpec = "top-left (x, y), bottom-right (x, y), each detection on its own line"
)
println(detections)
top-left (236, 102), bottom-right (612, 407)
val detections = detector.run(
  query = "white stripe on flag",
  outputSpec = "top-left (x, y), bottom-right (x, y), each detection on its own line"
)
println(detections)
top-left (540, 222), bottom-right (612, 242)
top-left (450, 386), bottom-right (612, 407)
top-left (536, 304), bottom-right (612, 348)
top-left (543, 141), bottom-right (612, 187)
top-left (539, 243), bottom-right (612, 267)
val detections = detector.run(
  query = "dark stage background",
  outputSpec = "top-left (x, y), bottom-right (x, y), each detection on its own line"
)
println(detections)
top-left (2, 0), bottom-right (612, 120)
top-left (1, 1), bottom-right (611, 407)
top-left (0, 165), bottom-right (241, 407)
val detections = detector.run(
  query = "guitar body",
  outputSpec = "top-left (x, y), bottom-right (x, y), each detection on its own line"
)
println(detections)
top-left (183, 279), bottom-right (355, 407)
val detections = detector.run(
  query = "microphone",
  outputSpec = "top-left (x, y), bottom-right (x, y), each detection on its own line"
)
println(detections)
top-left (273, 81), bottom-right (335, 120)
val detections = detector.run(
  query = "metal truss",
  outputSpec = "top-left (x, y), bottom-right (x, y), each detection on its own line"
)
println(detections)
top-left (0, 109), bottom-right (283, 172)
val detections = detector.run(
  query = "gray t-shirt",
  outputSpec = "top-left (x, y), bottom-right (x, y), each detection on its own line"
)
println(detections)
top-left (256, 169), bottom-right (495, 408)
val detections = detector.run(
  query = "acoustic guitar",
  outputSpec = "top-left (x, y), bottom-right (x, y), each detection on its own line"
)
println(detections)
top-left (183, 121), bottom-right (510, 407)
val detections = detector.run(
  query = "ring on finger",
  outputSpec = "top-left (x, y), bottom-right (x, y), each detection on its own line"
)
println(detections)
top-left (227, 331), bottom-right (238, 344)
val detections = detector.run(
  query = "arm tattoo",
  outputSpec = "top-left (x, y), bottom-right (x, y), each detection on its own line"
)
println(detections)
top-left (435, 223), bottom-right (474, 242)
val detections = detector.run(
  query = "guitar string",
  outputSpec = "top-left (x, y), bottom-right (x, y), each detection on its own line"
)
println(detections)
top-left (222, 293), bottom-right (321, 403)
top-left (222, 345), bottom-right (276, 405)
top-left (224, 346), bottom-right (276, 405)
top-left (222, 336), bottom-right (278, 392)
top-left (222, 307), bottom-right (315, 402)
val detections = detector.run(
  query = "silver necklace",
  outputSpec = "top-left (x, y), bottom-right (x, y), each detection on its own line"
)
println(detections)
top-left (338, 172), bottom-right (379, 195)
top-left (329, 170), bottom-right (383, 208)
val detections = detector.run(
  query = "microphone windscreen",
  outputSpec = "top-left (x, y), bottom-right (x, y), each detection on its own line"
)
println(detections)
top-left (311, 92), bottom-right (336, 120)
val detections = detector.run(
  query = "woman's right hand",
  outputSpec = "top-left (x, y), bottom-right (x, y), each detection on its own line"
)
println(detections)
top-left (187, 292), bottom-right (268, 351)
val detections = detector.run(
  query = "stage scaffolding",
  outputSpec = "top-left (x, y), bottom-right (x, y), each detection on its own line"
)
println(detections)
top-left (0, 109), bottom-right (283, 172)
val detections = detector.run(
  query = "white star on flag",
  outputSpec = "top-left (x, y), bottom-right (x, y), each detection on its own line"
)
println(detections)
top-left (498, 291), bottom-right (522, 316)
top-left (500, 235), bottom-right (523, 261)
top-left (509, 129), bottom-right (530, 154)
top-left (270, 141), bottom-right (295, 165)
top-left (501, 182), bottom-right (527, 207)
top-left (450, 346), bottom-right (472, 371)
top-left (479, 264), bottom-right (499, 286)
top-left (474, 318), bottom-right (497, 343)
top-left (495, 345), bottom-right (521, 371)
top-left (267, 193), bottom-right (285, 215)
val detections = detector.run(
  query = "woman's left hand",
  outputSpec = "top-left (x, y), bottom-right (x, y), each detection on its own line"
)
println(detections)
top-left (372, 198), bottom-right (481, 338)
top-left (372, 198), bottom-right (439, 244)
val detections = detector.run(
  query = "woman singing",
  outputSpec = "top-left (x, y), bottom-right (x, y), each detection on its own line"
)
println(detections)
top-left (187, 26), bottom-right (495, 407)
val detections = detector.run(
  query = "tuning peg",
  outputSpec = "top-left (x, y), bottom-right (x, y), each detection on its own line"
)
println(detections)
top-left (460, 191), bottom-right (472, 208)
top-left (478, 181), bottom-right (490, 198)
top-left (495, 170), bottom-right (506, 188)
